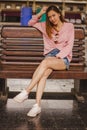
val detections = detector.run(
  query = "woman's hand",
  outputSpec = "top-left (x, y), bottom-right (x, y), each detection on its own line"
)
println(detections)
top-left (37, 6), bottom-right (48, 18)
top-left (40, 6), bottom-right (48, 15)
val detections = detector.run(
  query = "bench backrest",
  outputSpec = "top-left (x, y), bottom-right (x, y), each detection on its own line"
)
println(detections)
top-left (0, 26), bottom-right (85, 71)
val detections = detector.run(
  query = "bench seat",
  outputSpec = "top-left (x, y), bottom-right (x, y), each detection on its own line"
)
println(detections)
top-left (0, 68), bottom-right (87, 79)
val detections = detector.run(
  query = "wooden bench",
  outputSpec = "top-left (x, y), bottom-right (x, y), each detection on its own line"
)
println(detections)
top-left (0, 25), bottom-right (87, 104)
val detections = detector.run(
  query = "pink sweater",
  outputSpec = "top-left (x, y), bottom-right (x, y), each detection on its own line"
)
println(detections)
top-left (28, 15), bottom-right (74, 62)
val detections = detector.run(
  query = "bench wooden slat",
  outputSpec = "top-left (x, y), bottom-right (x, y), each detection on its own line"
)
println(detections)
top-left (1, 50), bottom-right (43, 56)
top-left (0, 61), bottom-right (85, 71)
top-left (2, 40), bottom-right (85, 49)
top-left (1, 48), bottom-right (84, 57)
top-left (1, 50), bottom-right (85, 57)
top-left (72, 57), bottom-right (85, 62)
top-left (1, 55), bottom-right (44, 61)
top-left (1, 44), bottom-right (44, 49)
top-left (74, 41), bottom-right (85, 46)
top-left (1, 55), bottom-right (85, 62)
top-left (1, 42), bottom-right (84, 47)
top-left (1, 55), bottom-right (85, 60)
top-left (2, 38), bottom-right (43, 43)
top-left (0, 68), bottom-right (87, 79)
top-left (2, 26), bottom-right (85, 40)
top-left (2, 26), bottom-right (42, 38)
top-left (73, 46), bottom-right (85, 51)
top-left (1, 44), bottom-right (85, 52)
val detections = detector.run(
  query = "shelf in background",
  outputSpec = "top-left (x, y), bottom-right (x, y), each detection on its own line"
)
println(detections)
top-left (0, 0), bottom-right (87, 4)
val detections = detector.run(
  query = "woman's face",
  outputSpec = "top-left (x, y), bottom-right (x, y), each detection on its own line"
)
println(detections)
top-left (47, 10), bottom-right (60, 25)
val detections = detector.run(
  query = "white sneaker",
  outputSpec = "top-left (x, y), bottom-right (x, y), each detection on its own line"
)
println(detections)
top-left (13, 90), bottom-right (28, 103)
top-left (27, 104), bottom-right (41, 117)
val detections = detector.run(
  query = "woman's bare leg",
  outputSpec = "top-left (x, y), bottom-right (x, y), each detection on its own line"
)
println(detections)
top-left (36, 68), bottom-right (52, 106)
top-left (27, 68), bottom-right (52, 117)
top-left (25, 60), bottom-right (48, 93)
top-left (26, 57), bottom-right (66, 94)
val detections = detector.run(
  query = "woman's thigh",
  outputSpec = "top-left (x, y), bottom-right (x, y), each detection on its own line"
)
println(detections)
top-left (44, 57), bottom-right (66, 70)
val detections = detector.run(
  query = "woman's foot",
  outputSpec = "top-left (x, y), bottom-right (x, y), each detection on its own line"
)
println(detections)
top-left (27, 104), bottom-right (41, 117)
top-left (13, 90), bottom-right (28, 103)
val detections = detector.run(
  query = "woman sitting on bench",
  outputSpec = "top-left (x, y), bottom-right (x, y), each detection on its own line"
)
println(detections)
top-left (13, 5), bottom-right (74, 117)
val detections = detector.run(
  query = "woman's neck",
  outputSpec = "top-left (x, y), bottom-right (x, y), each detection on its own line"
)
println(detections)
top-left (53, 21), bottom-right (64, 32)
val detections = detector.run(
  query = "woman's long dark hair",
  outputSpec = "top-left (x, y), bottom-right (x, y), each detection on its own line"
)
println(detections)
top-left (46, 5), bottom-right (66, 38)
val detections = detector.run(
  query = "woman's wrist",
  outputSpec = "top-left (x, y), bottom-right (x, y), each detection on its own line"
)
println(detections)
top-left (36, 12), bottom-right (42, 19)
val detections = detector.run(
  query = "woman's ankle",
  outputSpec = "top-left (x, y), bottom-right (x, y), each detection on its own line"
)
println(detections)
top-left (25, 88), bottom-right (30, 94)
top-left (36, 102), bottom-right (41, 107)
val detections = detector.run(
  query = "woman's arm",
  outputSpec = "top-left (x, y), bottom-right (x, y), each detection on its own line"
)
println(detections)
top-left (28, 6), bottom-right (47, 26)
top-left (28, 6), bottom-right (47, 33)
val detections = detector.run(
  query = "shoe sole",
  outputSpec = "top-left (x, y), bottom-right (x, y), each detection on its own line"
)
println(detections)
top-left (27, 110), bottom-right (41, 117)
top-left (13, 97), bottom-right (28, 103)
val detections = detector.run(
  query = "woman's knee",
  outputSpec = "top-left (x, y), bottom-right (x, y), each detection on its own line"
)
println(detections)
top-left (42, 69), bottom-right (52, 79)
top-left (40, 58), bottom-right (49, 69)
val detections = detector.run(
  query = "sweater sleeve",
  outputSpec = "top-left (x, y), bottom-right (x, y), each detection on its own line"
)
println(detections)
top-left (56, 24), bottom-right (74, 59)
top-left (28, 15), bottom-right (45, 33)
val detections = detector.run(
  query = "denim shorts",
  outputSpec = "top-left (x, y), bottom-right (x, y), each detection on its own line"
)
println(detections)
top-left (45, 48), bottom-right (70, 70)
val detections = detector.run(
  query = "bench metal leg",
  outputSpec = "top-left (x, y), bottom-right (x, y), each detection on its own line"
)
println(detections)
top-left (71, 79), bottom-right (85, 103)
top-left (0, 78), bottom-right (9, 105)
top-left (79, 79), bottom-right (87, 92)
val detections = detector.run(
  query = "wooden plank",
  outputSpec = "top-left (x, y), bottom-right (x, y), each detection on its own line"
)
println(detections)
top-left (0, 68), bottom-right (87, 79)
top-left (1, 26), bottom-right (85, 40)
top-left (72, 57), bottom-right (85, 62)
top-left (2, 38), bottom-right (43, 44)
top-left (1, 55), bottom-right (44, 61)
top-left (2, 26), bottom-right (42, 38)
top-left (1, 50), bottom-right (85, 57)
top-left (0, 61), bottom-right (85, 71)
top-left (1, 50), bottom-right (43, 56)
top-left (1, 44), bottom-right (44, 49)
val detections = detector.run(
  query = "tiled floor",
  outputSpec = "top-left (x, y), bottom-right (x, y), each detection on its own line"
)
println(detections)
top-left (7, 79), bottom-right (74, 92)
top-left (0, 98), bottom-right (87, 130)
